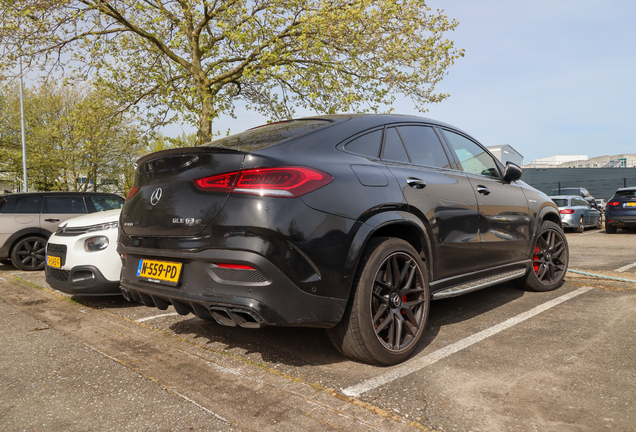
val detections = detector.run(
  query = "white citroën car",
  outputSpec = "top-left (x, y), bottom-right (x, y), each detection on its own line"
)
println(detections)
top-left (45, 209), bottom-right (122, 296)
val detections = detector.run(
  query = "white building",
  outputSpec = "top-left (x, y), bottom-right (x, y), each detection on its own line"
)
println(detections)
top-left (523, 153), bottom-right (636, 169)
top-left (526, 155), bottom-right (588, 167)
top-left (487, 145), bottom-right (524, 166)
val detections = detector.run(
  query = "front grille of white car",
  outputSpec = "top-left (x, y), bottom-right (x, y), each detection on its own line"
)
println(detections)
top-left (47, 267), bottom-right (70, 282)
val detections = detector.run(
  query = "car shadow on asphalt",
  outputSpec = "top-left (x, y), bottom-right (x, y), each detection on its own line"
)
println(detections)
top-left (71, 294), bottom-right (139, 309)
top-left (167, 282), bottom-right (526, 368)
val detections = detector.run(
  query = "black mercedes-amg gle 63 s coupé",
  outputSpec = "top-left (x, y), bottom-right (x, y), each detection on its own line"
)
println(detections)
top-left (118, 114), bottom-right (568, 365)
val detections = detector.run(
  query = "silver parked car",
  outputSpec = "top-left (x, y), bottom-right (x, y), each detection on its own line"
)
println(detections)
top-left (551, 195), bottom-right (602, 232)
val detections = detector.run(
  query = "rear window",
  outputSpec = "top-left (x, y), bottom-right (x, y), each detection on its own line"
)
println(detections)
top-left (615, 189), bottom-right (636, 197)
top-left (202, 120), bottom-right (330, 152)
top-left (552, 199), bottom-right (568, 207)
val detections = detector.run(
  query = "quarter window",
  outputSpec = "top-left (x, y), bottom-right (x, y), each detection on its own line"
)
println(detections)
top-left (397, 126), bottom-right (451, 169)
top-left (1, 195), bottom-right (42, 213)
top-left (443, 130), bottom-right (501, 178)
top-left (381, 128), bottom-right (410, 163)
top-left (344, 130), bottom-right (383, 158)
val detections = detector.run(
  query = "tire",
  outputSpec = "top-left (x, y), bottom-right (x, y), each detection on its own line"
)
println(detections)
top-left (606, 224), bottom-right (617, 234)
top-left (576, 216), bottom-right (584, 233)
top-left (518, 221), bottom-right (569, 292)
top-left (327, 238), bottom-right (430, 365)
top-left (10, 236), bottom-right (47, 271)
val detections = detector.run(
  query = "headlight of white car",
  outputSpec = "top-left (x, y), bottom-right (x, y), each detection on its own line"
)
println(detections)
top-left (85, 236), bottom-right (109, 252)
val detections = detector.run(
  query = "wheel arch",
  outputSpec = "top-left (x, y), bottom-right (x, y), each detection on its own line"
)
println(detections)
top-left (346, 211), bottom-right (435, 290)
top-left (0, 228), bottom-right (51, 259)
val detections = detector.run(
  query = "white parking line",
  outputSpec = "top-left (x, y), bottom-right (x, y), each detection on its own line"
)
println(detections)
top-left (579, 230), bottom-right (601, 236)
top-left (342, 286), bottom-right (594, 397)
top-left (615, 262), bottom-right (636, 273)
top-left (136, 312), bottom-right (180, 323)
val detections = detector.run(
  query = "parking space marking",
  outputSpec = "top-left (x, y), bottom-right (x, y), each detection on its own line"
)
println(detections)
top-left (579, 230), bottom-right (601, 236)
top-left (136, 312), bottom-right (180, 323)
top-left (615, 262), bottom-right (636, 273)
top-left (342, 286), bottom-right (594, 397)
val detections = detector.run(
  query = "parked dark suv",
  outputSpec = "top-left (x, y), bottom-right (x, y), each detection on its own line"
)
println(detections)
top-left (118, 114), bottom-right (568, 365)
top-left (605, 187), bottom-right (636, 233)
top-left (0, 192), bottom-right (124, 270)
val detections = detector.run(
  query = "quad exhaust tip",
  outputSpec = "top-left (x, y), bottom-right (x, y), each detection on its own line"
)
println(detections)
top-left (122, 287), bottom-right (264, 328)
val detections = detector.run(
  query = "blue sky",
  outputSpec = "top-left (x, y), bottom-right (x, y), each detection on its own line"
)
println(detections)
top-left (166, 1), bottom-right (636, 164)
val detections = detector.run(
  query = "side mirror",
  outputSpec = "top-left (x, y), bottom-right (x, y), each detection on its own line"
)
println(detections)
top-left (503, 162), bottom-right (522, 183)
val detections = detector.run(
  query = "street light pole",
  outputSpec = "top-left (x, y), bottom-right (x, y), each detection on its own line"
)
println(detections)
top-left (19, 57), bottom-right (28, 192)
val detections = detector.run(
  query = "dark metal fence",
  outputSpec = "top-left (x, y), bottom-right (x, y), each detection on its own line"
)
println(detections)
top-left (521, 168), bottom-right (636, 201)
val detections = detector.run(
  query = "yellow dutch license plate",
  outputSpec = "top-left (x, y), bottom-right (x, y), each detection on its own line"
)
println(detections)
top-left (626, 202), bottom-right (636, 207)
top-left (137, 259), bottom-right (182, 285)
top-left (47, 255), bottom-right (61, 268)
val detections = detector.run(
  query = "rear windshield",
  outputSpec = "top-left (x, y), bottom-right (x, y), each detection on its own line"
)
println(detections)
top-left (548, 188), bottom-right (579, 196)
top-left (615, 189), bottom-right (636, 197)
top-left (552, 199), bottom-right (568, 207)
top-left (202, 120), bottom-right (330, 152)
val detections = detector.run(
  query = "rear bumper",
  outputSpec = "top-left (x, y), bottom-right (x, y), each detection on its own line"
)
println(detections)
top-left (560, 214), bottom-right (576, 227)
top-left (117, 246), bottom-right (347, 328)
top-left (605, 214), bottom-right (636, 227)
top-left (45, 264), bottom-right (121, 296)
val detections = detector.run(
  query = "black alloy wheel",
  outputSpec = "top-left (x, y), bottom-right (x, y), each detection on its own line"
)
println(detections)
top-left (327, 238), bottom-right (430, 365)
top-left (519, 221), bottom-right (569, 292)
top-left (371, 252), bottom-right (427, 353)
top-left (11, 236), bottom-right (47, 271)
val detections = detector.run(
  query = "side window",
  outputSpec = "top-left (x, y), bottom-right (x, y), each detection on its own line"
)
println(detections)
top-left (89, 196), bottom-right (125, 212)
top-left (344, 130), bottom-right (383, 158)
top-left (1, 195), bottom-right (42, 214)
top-left (381, 128), bottom-right (410, 163)
top-left (443, 130), bottom-right (501, 178)
top-left (43, 196), bottom-right (87, 214)
top-left (397, 126), bottom-right (451, 169)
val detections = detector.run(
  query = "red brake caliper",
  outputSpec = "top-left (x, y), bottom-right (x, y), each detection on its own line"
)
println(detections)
top-left (533, 245), bottom-right (541, 273)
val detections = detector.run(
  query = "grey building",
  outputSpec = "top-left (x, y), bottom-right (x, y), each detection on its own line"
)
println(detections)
top-left (487, 145), bottom-right (524, 166)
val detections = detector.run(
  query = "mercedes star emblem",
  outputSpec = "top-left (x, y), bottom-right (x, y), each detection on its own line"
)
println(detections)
top-left (150, 188), bottom-right (163, 206)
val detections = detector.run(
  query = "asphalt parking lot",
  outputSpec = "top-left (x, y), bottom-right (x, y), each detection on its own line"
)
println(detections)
top-left (1, 226), bottom-right (635, 431)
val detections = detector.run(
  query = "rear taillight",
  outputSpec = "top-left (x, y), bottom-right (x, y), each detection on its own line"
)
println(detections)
top-left (126, 186), bottom-right (140, 201)
top-left (606, 201), bottom-right (620, 206)
top-left (193, 167), bottom-right (333, 197)
top-left (559, 209), bottom-right (575, 214)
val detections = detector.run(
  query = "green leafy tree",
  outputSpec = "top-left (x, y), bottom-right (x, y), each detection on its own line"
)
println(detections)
top-left (0, 82), bottom-right (147, 195)
top-left (1, 0), bottom-right (463, 144)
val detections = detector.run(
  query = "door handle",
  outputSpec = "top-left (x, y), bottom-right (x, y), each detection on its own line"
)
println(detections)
top-left (476, 186), bottom-right (490, 195)
top-left (406, 177), bottom-right (426, 189)
top-left (44, 218), bottom-right (60, 222)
